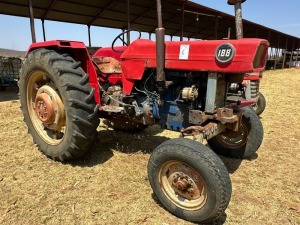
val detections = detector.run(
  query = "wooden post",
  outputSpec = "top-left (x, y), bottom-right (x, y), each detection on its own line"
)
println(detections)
top-left (296, 40), bottom-right (300, 67)
top-left (282, 38), bottom-right (288, 69)
top-left (268, 31), bottom-right (271, 60)
top-left (273, 48), bottom-right (278, 70)
top-left (227, 27), bottom-right (231, 39)
top-left (274, 34), bottom-right (280, 69)
top-left (289, 39), bottom-right (295, 68)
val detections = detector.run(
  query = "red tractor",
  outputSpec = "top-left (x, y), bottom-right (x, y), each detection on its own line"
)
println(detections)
top-left (18, 1), bottom-right (268, 223)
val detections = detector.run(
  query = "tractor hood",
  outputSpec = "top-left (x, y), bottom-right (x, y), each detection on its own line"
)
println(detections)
top-left (121, 38), bottom-right (269, 77)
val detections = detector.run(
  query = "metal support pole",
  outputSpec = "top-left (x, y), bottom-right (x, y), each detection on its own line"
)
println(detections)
top-left (122, 29), bottom-right (125, 46)
top-left (42, 19), bottom-right (46, 41)
top-left (180, 3), bottom-right (185, 41)
top-left (126, 0), bottom-right (131, 45)
top-left (28, 0), bottom-right (36, 43)
top-left (282, 38), bottom-right (288, 69)
top-left (87, 25), bottom-right (91, 47)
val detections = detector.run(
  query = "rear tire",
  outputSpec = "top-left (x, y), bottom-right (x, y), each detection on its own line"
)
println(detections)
top-left (208, 107), bottom-right (263, 159)
top-left (148, 138), bottom-right (231, 223)
top-left (19, 48), bottom-right (99, 161)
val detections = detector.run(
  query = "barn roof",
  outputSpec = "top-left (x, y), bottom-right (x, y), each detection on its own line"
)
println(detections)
top-left (0, 0), bottom-right (299, 50)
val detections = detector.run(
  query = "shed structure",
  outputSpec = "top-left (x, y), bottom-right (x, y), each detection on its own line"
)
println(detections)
top-left (0, 0), bottom-right (299, 68)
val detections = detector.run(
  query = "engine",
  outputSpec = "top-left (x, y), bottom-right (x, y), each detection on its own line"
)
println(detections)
top-left (99, 69), bottom-right (231, 132)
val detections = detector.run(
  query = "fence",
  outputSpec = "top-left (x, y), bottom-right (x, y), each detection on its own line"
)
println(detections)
top-left (0, 57), bottom-right (23, 88)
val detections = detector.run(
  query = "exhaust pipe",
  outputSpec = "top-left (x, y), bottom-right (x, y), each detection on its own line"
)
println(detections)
top-left (156, 0), bottom-right (166, 92)
top-left (227, 0), bottom-right (246, 39)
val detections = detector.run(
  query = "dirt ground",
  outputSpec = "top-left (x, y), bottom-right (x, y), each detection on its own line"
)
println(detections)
top-left (0, 69), bottom-right (299, 225)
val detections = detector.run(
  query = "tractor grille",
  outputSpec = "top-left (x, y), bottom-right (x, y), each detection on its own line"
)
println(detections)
top-left (205, 73), bottom-right (226, 113)
top-left (250, 80), bottom-right (260, 99)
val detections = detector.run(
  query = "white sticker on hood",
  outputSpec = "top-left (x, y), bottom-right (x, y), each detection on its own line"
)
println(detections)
top-left (179, 44), bottom-right (190, 60)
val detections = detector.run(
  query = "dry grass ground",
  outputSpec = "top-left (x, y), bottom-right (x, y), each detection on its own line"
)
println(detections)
top-left (0, 69), bottom-right (299, 225)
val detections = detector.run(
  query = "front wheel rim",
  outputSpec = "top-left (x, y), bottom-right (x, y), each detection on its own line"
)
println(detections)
top-left (217, 123), bottom-right (248, 149)
top-left (159, 160), bottom-right (207, 210)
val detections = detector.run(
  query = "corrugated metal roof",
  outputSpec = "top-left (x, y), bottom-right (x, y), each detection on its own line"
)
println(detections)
top-left (0, 0), bottom-right (299, 50)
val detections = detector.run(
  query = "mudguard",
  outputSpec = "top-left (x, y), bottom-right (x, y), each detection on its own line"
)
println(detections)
top-left (25, 40), bottom-right (100, 104)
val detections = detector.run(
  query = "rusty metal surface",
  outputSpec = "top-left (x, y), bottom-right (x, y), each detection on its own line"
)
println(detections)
top-left (180, 122), bottom-right (226, 141)
top-left (34, 84), bottom-right (66, 132)
top-left (169, 169), bottom-right (201, 201)
top-left (234, 2), bottom-right (243, 39)
top-left (159, 160), bottom-right (207, 210)
top-left (35, 92), bottom-right (55, 125)
top-left (92, 56), bottom-right (122, 74)
top-left (189, 110), bottom-right (206, 125)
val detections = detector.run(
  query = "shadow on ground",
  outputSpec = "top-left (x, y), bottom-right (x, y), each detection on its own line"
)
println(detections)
top-left (70, 123), bottom-right (250, 174)
top-left (70, 124), bottom-right (169, 167)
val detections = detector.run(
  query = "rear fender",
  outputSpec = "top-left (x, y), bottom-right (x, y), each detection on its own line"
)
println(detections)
top-left (26, 40), bottom-right (100, 105)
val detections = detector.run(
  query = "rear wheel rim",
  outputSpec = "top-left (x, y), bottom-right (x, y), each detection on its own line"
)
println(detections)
top-left (159, 160), bottom-right (207, 210)
top-left (26, 70), bottom-right (66, 145)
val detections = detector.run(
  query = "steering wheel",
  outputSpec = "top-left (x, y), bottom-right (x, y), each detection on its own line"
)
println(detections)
top-left (111, 29), bottom-right (142, 53)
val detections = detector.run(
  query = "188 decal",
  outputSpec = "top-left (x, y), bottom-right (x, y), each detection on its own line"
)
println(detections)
top-left (215, 43), bottom-right (235, 63)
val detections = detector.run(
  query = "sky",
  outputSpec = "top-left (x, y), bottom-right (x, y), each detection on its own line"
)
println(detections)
top-left (0, 0), bottom-right (299, 51)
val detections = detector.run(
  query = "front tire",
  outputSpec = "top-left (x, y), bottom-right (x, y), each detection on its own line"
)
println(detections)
top-left (19, 48), bottom-right (99, 161)
top-left (208, 107), bottom-right (263, 159)
top-left (147, 138), bottom-right (231, 223)
top-left (252, 92), bottom-right (266, 115)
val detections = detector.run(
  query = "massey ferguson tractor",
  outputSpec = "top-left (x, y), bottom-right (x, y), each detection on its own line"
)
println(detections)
top-left (18, 0), bottom-right (268, 223)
